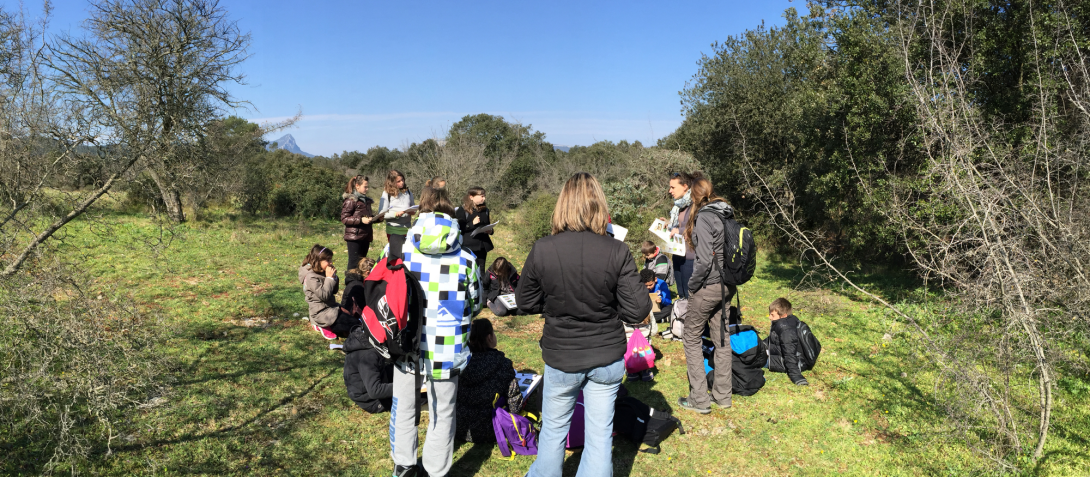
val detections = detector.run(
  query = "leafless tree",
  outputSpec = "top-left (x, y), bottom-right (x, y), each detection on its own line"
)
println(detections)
top-left (48, 0), bottom-right (251, 224)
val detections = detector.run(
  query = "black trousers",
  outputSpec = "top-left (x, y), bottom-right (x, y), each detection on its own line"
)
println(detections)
top-left (386, 233), bottom-right (406, 262)
top-left (472, 250), bottom-right (488, 277)
top-left (346, 239), bottom-right (371, 272)
top-left (653, 303), bottom-right (673, 323)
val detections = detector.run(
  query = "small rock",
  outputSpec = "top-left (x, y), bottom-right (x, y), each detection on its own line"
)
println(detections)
top-left (900, 372), bottom-right (908, 378)
top-left (882, 333), bottom-right (892, 342)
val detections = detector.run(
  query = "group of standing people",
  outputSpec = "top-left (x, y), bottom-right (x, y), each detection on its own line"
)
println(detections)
top-left (299, 169), bottom-right (764, 477)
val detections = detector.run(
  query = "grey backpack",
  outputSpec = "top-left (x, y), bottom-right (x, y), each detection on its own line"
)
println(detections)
top-left (661, 298), bottom-right (688, 341)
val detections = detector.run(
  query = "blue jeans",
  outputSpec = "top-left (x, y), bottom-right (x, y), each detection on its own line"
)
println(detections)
top-left (527, 358), bottom-right (624, 477)
top-left (673, 255), bottom-right (695, 298)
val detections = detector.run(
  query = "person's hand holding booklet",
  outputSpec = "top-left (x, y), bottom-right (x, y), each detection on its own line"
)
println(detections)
top-left (470, 221), bottom-right (499, 237)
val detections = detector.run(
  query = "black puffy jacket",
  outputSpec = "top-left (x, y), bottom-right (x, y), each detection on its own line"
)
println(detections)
top-left (767, 315), bottom-right (806, 384)
top-left (516, 231), bottom-right (652, 372)
top-left (343, 327), bottom-right (393, 413)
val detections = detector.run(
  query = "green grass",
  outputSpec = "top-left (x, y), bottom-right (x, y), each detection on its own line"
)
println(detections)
top-left (39, 208), bottom-right (1090, 476)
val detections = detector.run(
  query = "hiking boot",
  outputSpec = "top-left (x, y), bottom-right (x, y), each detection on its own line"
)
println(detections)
top-left (392, 464), bottom-right (419, 477)
top-left (713, 398), bottom-right (732, 409)
top-left (677, 397), bottom-right (711, 414)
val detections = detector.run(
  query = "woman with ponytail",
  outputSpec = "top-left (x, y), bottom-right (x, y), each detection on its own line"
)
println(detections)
top-left (340, 175), bottom-right (378, 272)
top-left (677, 176), bottom-right (738, 414)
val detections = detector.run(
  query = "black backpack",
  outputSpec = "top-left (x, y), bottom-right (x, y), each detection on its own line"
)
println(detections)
top-left (795, 320), bottom-right (821, 371)
top-left (614, 396), bottom-right (686, 454)
top-left (702, 204), bottom-right (757, 286)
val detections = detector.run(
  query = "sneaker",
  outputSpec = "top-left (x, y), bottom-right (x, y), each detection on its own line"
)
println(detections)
top-left (713, 398), bottom-right (732, 409)
top-left (627, 372), bottom-right (641, 381)
top-left (314, 324), bottom-right (337, 340)
top-left (640, 370), bottom-right (654, 382)
top-left (392, 464), bottom-right (419, 477)
top-left (677, 396), bottom-right (711, 414)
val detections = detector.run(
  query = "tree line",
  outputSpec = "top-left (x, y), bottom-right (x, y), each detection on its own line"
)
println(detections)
top-left (664, 1), bottom-right (1089, 468)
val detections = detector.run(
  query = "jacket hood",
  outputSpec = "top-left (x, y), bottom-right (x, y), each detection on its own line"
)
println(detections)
top-left (343, 327), bottom-right (374, 353)
top-left (701, 200), bottom-right (734, 219)
top-left (408, 212), bottom-right (462, 255)
top-left (298, 264), bottom-right (317, 284)
top-left (342, 192), bottom-right (372, 202)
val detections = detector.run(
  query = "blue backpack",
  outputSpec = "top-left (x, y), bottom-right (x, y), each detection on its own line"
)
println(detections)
top-left (703, 323), bottom-right (767, 396)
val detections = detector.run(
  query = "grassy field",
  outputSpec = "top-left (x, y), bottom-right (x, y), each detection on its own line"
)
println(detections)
top-left (40, 207), bottom-right (1090, 476)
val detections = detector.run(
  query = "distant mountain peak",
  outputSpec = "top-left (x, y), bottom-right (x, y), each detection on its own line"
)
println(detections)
top-left (268, 133), bottom-right (313, 157)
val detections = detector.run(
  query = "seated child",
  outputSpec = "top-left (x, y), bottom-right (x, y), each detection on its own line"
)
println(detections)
top-left (642, 268), bottom-right (674, 324)
top-left (298, 244), bottom-right (339, 340)
top-left (641, 241), bottom-right (673, 285)
top-left (482, 257), bottom-right (521, 317)
top-left (342, 325), bottom-right (394, 413)
top-left (455, 318), bottom-right (524, 443)
top-left (329, 257), bottom-right (376, 338)
top-left (765, 297), bottom-right (809, 386)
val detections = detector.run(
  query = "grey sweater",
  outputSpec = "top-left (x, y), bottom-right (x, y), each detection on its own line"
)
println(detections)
top-left (298, 264), bottom-right (339, 327)
top-left (688, 201), bottom-right (735, 293)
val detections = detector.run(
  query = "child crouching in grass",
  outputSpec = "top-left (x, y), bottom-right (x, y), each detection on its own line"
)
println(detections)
top-left (766, 297), bottom-right (809, 386)
top-left (298, 244), bottom-right (339, 340)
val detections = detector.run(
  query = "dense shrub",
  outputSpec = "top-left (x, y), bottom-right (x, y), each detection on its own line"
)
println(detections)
top-left (514, 192), bottom-right (556, 250)
top-left (239, 149), bottom-right (345, 219)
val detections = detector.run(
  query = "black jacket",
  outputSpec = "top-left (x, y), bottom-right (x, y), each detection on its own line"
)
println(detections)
top-left (455, 349), bottom-right (521, 443)
top-left (516, 231), bottom-right (652, 372)
top-left (482, 262), bottom-right (520, 304)
top-left (455, 207), bottom-right (494, 254)
top-left (767, 315), bottom-right (806, 384)
top-left (343, 327), bottom-right (394, 413)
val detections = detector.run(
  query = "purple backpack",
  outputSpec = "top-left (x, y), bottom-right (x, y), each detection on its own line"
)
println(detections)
top-left (493, 396), bottom-right (538, 457)
top-left (566, 391), bottom-right (586, 448)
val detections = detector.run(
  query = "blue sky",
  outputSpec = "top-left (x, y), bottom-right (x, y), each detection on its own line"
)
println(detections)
top-left (38, 0), bottom-right (804, 156)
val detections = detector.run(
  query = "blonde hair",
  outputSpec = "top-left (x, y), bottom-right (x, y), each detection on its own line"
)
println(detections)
top-left (551, 172), bottom-right (609, 236)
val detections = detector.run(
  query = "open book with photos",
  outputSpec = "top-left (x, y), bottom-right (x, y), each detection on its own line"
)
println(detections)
top-left (514, 372), bottom-right (542, 404)
top-left (496, 294), bottom-right (518, 310)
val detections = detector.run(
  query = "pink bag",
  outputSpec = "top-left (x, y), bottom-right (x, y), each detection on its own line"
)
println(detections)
top-left (624, 328), bottom-right (656, 374)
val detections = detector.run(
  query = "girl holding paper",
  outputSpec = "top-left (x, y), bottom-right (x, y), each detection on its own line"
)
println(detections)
top-left (455, 186), bottom-right (494, 273)
top-left (378, 170), bottom-right (416, 260)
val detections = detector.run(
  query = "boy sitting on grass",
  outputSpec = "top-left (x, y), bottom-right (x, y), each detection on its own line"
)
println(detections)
top-left (641, 268), bottom-right (673, 324)
top-left (766, 297), bottom-right (809, 386)
top-left (641, 241), bottom-right (672, 284)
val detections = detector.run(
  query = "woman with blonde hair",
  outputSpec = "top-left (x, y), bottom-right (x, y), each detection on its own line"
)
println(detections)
top-left (516, 172), bottom-right (651, 477)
